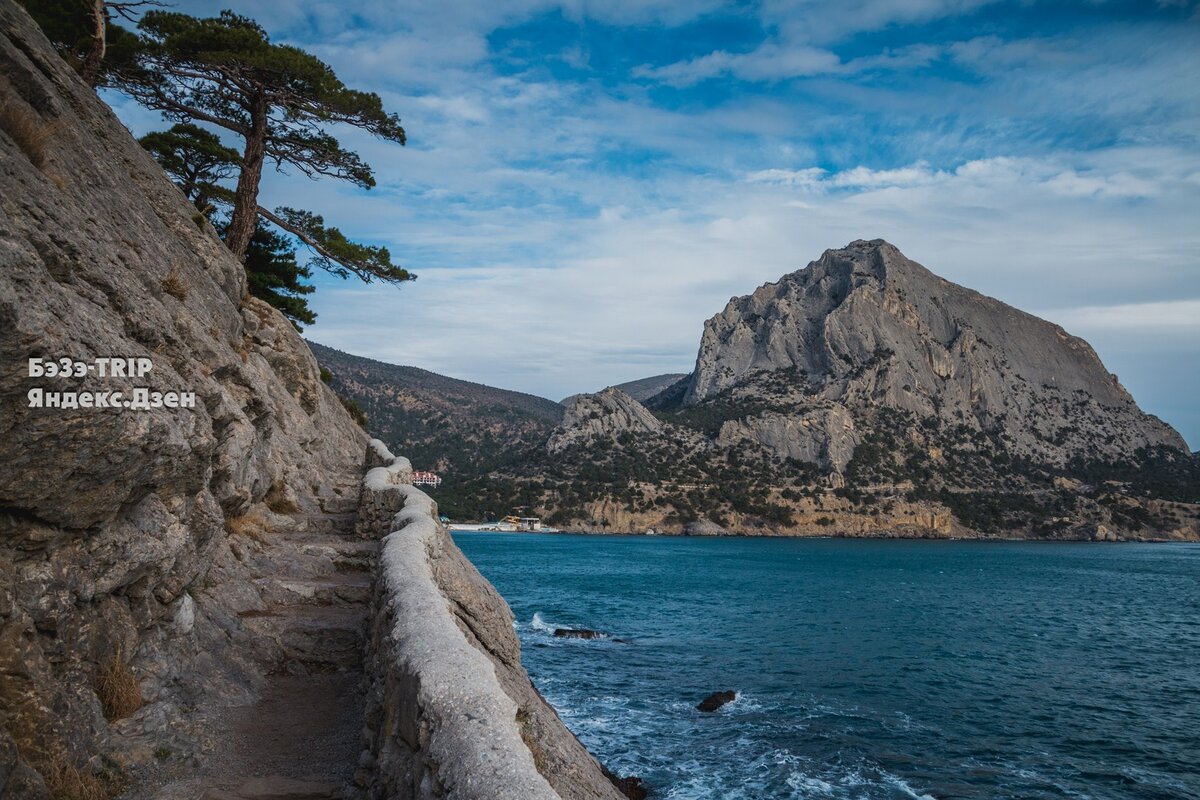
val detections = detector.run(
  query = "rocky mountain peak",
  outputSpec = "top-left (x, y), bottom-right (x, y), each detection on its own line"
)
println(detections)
top-left (676, 239), bottom-right (1185, 468)
top-left (548, 388), bottom-right (663, 454)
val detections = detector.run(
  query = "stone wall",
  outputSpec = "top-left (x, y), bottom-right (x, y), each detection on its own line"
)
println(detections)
top-left (358, 441), bottom-right (625, 800)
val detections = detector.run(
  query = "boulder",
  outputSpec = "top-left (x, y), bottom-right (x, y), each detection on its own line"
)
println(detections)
top-left (611, 775), bottom-right (649, 800)
top-left (553, 628), bottom-right (607, 640)
top-left (697, 690), bottom-right (737, 712)
top-left (684, 518), bottom-right (726, 536)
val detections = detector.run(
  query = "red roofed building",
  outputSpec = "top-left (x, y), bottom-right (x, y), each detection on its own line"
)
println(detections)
top-left (412, 471), bottom-right (442, 488)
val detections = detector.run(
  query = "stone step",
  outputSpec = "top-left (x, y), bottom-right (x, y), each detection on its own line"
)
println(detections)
top-left (241, 605), bottom-right (366, 669)
top-left (257, 573), bottom-right (372, 607)
top-left (201, 776), bottom-right (345, 799)
top-left (292, 540), bottom-right (376, 573)
top-left (303, 509), bottom-right (360, 530)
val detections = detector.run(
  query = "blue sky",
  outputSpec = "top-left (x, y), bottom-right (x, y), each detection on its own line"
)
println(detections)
top-left (107, 0), bottom-right (1200, 447)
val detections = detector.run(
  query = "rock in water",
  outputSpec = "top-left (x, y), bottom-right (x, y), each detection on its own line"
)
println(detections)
top-left (611, 775), bottom-right (649, 800)
top-left (554, 627), bottom-right (607, 640)
top-left (697, 690), bottom-right (738, 712)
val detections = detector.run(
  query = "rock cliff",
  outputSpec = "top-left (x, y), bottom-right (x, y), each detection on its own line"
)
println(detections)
top-left (518, 242), bottom-right (1198, 540)
top-left (0, 1), bottom-right (366, 794)
top-left (358, 442), bottom-right (625, 800)
top-left (548, 389), bottom-right (664, 455)
top-left (680, 239), bottom-right (1186, 468)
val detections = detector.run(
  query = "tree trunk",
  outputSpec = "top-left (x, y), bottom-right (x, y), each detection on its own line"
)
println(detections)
top-left (225, 95), bottom-right (268, 259)
top-left (80, 0), bottom-right (106, 86)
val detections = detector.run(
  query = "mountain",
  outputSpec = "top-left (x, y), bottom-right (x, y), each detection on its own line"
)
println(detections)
top-left (672, 239), bottom-right (1184, 465)
top-left (308, 342), bottom-right (564, 517)
top-left (532, 241), bottom-right (1199, 539)
top-left (561, 373), bottom-right (689, 406)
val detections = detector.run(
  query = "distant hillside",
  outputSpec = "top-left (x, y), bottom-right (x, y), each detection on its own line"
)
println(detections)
top-left (308, 343), bottom-right (562, 516)
top-left (562, 373), bottom-right (689, 406)
top-left (307, 240), bottom-right (1199, 540)
top-left (515, 242), bottom-right (1199, 540)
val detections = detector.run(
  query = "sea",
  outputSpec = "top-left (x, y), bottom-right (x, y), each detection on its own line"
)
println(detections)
top-left (452, 533), bottom-right (1200, 800)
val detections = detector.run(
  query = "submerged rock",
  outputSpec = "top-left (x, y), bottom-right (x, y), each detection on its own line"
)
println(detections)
top-left (611, 775), bottom-right (649, 800)
top-left (554, 627), bottom-right (607, 640)
top-left (697, 690), bottom-right (737, 712)
top-left (553, 627), bottom-right (631, 643)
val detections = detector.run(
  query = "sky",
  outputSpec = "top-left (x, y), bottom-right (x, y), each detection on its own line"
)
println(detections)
top-left (106, 0), bottom-right (1200, 448)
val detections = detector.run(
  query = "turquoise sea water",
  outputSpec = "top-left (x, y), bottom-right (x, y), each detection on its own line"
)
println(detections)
top-left (452, 533), bottom-right (1200, 799)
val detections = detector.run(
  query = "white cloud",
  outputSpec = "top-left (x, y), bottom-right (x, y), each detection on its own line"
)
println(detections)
top-left (113, 0), bottom-right (1200, 447)
top-left (745, 167), bottom-right (828, 186)
top-left (829, 162), bottom-right (944, 188)
top-left (1042, 300), bottom-right (1200, 332)
top-left (1043, 170), bottom-right (1160, 199)
top-left (633, 43), bottom-right (841, 86)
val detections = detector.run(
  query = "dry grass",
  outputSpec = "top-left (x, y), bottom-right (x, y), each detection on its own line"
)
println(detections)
top-left (264, 481), bottom-right (300, 515)
top-left (227, 514), bottom-right (269, 544)
top-left (94, 651), bottom-right (143, 721)
top-left (0, 95), bottom-right (57, 169)
top-left (39, 756), bottom-right (110, 800)
top-left (160, 269), bottom-right (188, 300)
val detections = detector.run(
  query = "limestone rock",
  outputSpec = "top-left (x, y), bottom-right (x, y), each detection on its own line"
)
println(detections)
top-left (717, 405), bottom-right (860, 471)
top-left (683, 519), bottom-right (726, 536)
top-left (681, 239), bottom-right (1187, 466)
top-left (548, 388), bottom-right (662, 454)
top-left (0, 0), bottom-right (365, 786)
top-left (360, 443), bottom-right (625, 800)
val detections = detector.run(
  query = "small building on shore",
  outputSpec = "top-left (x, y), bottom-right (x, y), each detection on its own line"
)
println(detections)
top-left (412, 470), bottom-right (442, 488)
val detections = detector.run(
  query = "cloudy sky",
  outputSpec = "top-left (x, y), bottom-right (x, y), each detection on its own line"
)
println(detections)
top-left (107, 0), bottom-right (1200, 447)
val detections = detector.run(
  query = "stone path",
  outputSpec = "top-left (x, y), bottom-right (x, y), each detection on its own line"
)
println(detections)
top-left (135, 511), bottom-right (376, 800)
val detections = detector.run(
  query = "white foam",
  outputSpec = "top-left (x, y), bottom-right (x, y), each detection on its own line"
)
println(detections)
top-left (882, 772), bottom-right (938, 800)
top-left (530, 611), bottom-right (560, 633)
top-left (787, 773), bottom-right (835, 796)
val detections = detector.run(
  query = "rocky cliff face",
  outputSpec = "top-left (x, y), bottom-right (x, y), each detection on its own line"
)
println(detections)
top-left (523, 242), bottom-right (1197, 540)
top-left (680, 239), bottom-right (1185, 468)
top-left (548, 389), bottom-right (664, 455)
top-left (0, 2), bottom-right (365, 794)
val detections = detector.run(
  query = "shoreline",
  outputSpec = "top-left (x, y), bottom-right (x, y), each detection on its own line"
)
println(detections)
top-left (450, 527), bottom-right (1200, 544)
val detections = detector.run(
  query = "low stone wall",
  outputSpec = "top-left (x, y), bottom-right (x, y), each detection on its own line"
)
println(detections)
top-left (355, 442), bottom-right (413, 539)
top-left (358, 441), bottom-right (626, 800)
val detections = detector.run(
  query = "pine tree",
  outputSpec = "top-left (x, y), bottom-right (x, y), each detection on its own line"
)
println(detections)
top-left (110, 9), bottom-right (413, 288)
top-left (18, 1), bottom-right (158, 86)
top-left (241, 225), bottom-right (317, 330)
top-left (138, 123), bottom-right (237, 215)
top-left (139, 126), bottom-right (317, 328)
